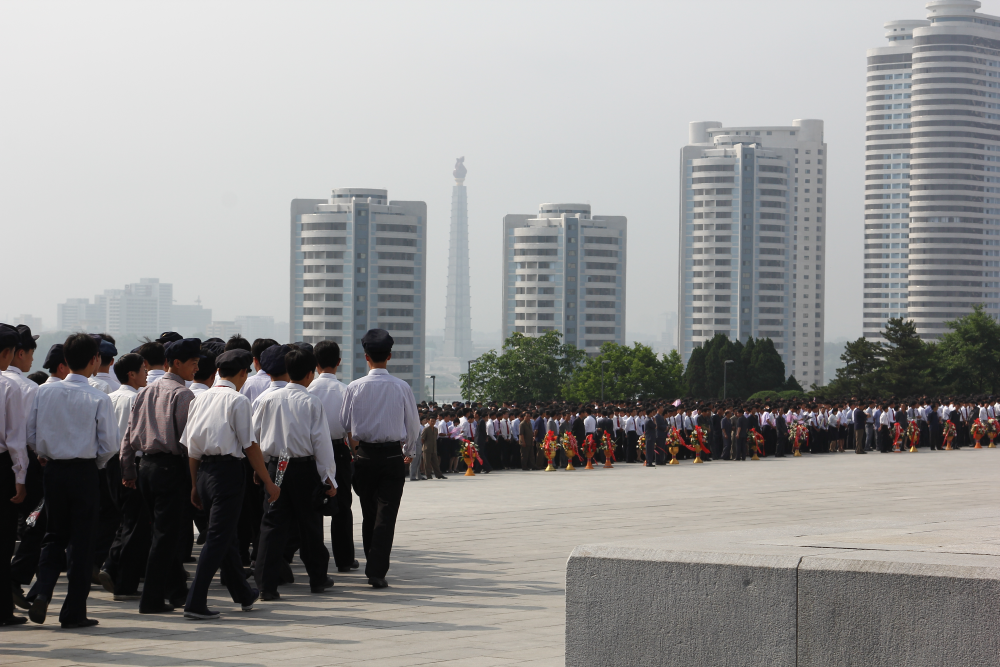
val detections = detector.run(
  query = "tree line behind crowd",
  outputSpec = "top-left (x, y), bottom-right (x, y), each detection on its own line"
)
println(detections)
top-left (459, 305), bottom-right (1000, 403)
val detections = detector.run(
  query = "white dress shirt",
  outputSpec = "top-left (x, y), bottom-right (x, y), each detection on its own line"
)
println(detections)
top-left (189, 382), bottom-right (212, 397)
top-left (27, 374), bottom-right (118, 468)
top-left (43, 376), bottom-right (61, 385)
top-left (109, 385), bottom-right (139, 450)
top-left (0, 374), bottom-right (28, 484)
top-left (340, 368), bottom-right (421, 457)
top-left (2, 366), bottom-right (37, 417)
top-left (308, 372), bottom-right (348, 440)
top-left (240, 371), bottom-right (272, 404)
top-left (437, 418), bottom-right (451, 437)
top-left (89, 376), bottom-right (111, 394)
top-left (146, 369), bottom-right (166, 385)
top-left (96, 371), bottom-right (121, 393)
top-left (252, 380), bottom-right (288, 413)
top-left (625, 416), bottom-right (636, 432)
top-left (253, 383), bottom-right (336, 486)
top-left (181, 380), bottom-right (255, 459)
top-left (583, 415), bottom-right (596, 434)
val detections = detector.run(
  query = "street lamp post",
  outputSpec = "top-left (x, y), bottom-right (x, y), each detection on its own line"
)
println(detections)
top-left (723, 359), bottom-right (735, 400)
top-left (429, 375), bottom-right (436, 404)
top-left (601, 359), bottom-right (612, 402)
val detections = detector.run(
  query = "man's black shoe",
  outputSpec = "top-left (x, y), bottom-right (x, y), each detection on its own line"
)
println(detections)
top-left (260, 590), bottom-right (280, 601)
top-left (183, 608), bottom-right (220, 621)
top-left (435, 474), bottom-right (447, 479)
top-left (98, 569), bottom-right (115, 595)
top-left (28, 594), bottom-right (49, 624)
top-left (139, 603), bottom-right (175, 614)
top-left (0, 615), bottom-right (27, 627)
top-left (169, 589), bottom-right (189, 609)
top-left (337, 559), bottom-right (361, 573)
top-left (368, 577), bottom-right (388, 589)
top-left (11, 583), bottom-right (28, 610)
top-left (61, 618), bottom-right (100, 629)
top-left (196, 533), bottom-right (207, 545)
top-left (311, 576), bottom-right (334, 593)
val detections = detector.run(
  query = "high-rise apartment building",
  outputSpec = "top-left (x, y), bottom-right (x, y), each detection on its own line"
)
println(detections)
top-left (678, 120), bottom-right (827, 385)
top-left (866, 0), bottom-right (1000, 340)
top-left (502, 204), bottom-right (626, 355)
top-left (290, 188), bottom-right (427, 399)
top-left (442, 158), bottom-right (474, 369)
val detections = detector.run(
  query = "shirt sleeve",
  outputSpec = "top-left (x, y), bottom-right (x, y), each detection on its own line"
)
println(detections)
top-left (95, 395), bottom-right (119, 470)
top-left (339, 385), bottom-right (355, 437)
top-left (8, 383), bottom-right (29, 485)
top-left (173, 389), bottom-right (195, 450)
top-left (311, 400), bottom-right (337, 487)
top-left (120, 392), bottom-right (144, 481)
top-left (402, 384), bottom-right (421, 458)
top-left (233, 396), bottom-right (254, 451)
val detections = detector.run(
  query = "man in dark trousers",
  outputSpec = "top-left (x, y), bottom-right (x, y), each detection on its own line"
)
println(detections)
top-left (0, 324), bottom-right (29, 626)
top-left (182, 350), bottom-right (279, 619)
top-left (341, 330), bottom-right (421, 589)
top-left (654, 407), bottom-right (668, 465)
top-left (853, 402), bottom-right (867, 454)
top-left (26, 333), bottom-right (118, 627)
top-left (121, 338), bottom-right (200, 614)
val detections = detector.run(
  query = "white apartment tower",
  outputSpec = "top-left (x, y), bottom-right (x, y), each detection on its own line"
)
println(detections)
top-left (290, 188), bottom-right (427, 400)
top-left (678, 120), bottom-right (828, 385)
top-left (502, 204), bottom-right (627, 355)
top-left (866, 0), bottom-right (1000, 340)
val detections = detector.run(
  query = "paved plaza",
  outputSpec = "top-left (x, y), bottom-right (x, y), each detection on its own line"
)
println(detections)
top-left (5, 448), bottom-right (1000, 666)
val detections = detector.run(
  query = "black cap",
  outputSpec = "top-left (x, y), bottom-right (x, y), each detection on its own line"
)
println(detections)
top-left (361, 329), bottom-right (393, 354)
top-left (165, 338), bottom-right (205, 362)
top-left (15, 325), bottom-right (38, 349)
top-left (42, 344), bottom-right (65, 370)
top-left (292, 341), bottom-right (314, 355)
top-left (259, 344), bottom-right (291, 376)
top-left (202, 341), bottom-right (225, 357)
top-left (0, 324), bottom-right (17, 351)
top-left (216, 349), bottom-right (253, 375)
top-left (157, 331), bottom-right (184, 346)
top-left (99, 340), bottom-right (118, 359)
top-left (130, 345), bottom-right (143, 354)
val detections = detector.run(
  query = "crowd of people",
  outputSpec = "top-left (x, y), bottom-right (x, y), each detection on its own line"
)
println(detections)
top-left (412, 395), bottom-right (999, 472)
top-left (0, 324), bottom-right (419, 628)
top-left (2, 319), bottom-right (994, 629)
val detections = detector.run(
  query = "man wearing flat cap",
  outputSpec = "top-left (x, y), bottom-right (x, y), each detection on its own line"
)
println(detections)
top-left (251, 344), bottom-right (291, 413)
top-left (180, 349), bottom-right (279, 619)
top-left (0, 324), bottom-right (30, 626)
top-left (340, 329), bottom-right (421, 589)
top-left (121, 338), bottom-right (202, 614)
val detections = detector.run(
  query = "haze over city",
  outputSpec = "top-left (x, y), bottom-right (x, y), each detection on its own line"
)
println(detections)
top-left (2, 0), bottom-right (924, 344)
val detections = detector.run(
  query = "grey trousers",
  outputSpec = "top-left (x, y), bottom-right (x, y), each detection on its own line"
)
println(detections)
top-left (408, 448), bottom-right (423, 480)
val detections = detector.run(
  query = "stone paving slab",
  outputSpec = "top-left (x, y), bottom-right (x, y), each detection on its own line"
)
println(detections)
top-left (4, 448), bottom-right (1000, 665)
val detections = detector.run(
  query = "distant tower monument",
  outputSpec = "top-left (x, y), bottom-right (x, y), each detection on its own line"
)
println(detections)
top-left (443, 157), bottom-right (473, 368)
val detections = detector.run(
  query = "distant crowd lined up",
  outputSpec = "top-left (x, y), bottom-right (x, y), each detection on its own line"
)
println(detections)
top-left (410, 395), bottom-right (998, 474)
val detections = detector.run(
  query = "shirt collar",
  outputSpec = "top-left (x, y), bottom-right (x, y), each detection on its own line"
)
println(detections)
top-left (65, 373), bottom-right (90, 384)
top-left (286, 383), bottom-right (307, 393)
top-left (4, 366), bottom-right (24, 377)
top-left (163, 372), bottom-right (187, 385)
top-left (319, 372), bottom-right (339, 380)
top-left (214, 379), bottom-right (237, 390)
top-left (269, 380), bottom-right (288, 389)
top-left (44, 376), bottom-right (62, 384)
top-left (118, 384), bottom-right (138, 394)
top-left (368, 368), bottom-right (388, 376)
top-left (191, 382), bottom-right (210, 391)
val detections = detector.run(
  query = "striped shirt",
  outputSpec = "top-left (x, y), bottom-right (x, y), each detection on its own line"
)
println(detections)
top-left (340, 368), bottom-right (421, 457)
top-left (120, 372), bottom-right (194, 481)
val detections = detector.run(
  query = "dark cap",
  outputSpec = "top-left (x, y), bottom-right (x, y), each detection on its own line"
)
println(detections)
top-left (42, 344), bottom-right (65, 370)
top-left (157, 331), bottom-right (184, 346)
top-left (165, 338), bottom-right (204, 362)
top-left (216, 349), bottom-right (253, 375)
top-left (130, 345), bottom-right (143, 354)
top-left (202, 341), bottom-right (226, 357)
top-left (204, 337), bottom-right (225, 345)
top-left (15, 325), bottom-right (39, 349)
top-left (361, 329), bottom-right (393, 353)
top-left (0, 324), bottom-right (17, 351)
top-left (292, 341), bottom-right (314, 355)
top-left (99, 340), bottom-right (118, 359)
top-left (259, 344), bottom-right (291, 376)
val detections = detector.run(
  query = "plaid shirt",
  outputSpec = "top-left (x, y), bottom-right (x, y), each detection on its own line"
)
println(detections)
top-left (120, 372), bottom-right (194, 481)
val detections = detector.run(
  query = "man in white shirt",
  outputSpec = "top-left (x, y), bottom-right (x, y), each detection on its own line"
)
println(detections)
top-left (89, 338), bottom-right (119, 394)
top-left (253, 348), bottom-right (336, 601)
top-left (340, 329), bottom-right (421, 589)
top-left (251, 344), bottom-right (291, 413)
top-left (98, 353), bottom-right (149, 601)
top-left (0, 325), bottom-right (29, 626)
top-left (240, 338), bottom-right (278, 404)
top-left (25, 334), bottom-right (118, 629)
top-left (182, 349), bottom-right (278, 620)
top-left (625, 409), bottom-right (638, 463)
top-left (307, 340), bottom-right (358, 574)
top-left (137, 341), bottom-right (167, 388)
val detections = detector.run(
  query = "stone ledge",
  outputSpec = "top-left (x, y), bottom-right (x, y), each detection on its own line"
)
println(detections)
top-left (566, 519), bottom-right (1000, 667)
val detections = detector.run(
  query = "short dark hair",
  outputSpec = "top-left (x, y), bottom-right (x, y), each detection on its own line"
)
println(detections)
top-left (285, 349), bottom-right (316, 382)
top-left (252, 338), bottom-right (279, 360)
top-left (314, 340), bottom-right (341, 369)
top-left (137, 341), bottom-right (165, 367)
top-left (366, 348), bottom-right (391, 363)
top-left (64, 333), bottom-right (99, 372)
top-left (27, 371), bottom-right (47, 385)
top-left (226, 334), bottom-right (252, 353)
top-left (114, 353), bottom-right (145, 384)
top-left (195, 350), bottom-right (219, 382)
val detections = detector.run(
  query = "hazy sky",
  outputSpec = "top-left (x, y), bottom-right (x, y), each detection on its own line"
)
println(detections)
top-left (1, 0), bottom-right (931, 341)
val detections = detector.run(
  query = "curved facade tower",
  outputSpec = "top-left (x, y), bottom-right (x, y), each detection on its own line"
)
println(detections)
top-left (866, 0), bottom-right (1000, 340)
top-left (443, 157), bottom-right (474, 365)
